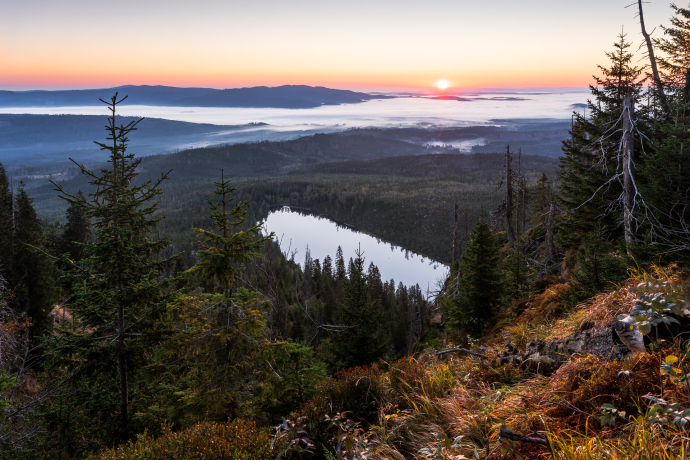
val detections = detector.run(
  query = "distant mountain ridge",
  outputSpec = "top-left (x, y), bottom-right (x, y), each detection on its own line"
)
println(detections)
top-left (0, 85), bottom-right (393, 109)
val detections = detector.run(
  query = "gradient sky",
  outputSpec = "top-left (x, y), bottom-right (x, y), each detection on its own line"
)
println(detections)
top-left (0, 0), bottom-right (678, 91)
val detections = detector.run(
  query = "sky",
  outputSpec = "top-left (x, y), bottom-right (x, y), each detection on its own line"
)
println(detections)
top-left (0, 0), bottom-right (679, 91)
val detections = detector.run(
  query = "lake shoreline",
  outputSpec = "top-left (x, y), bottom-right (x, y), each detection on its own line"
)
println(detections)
top-left (263, 205), bottom-right (447, 291)
top-left (267, 204), bottom-right (447, 264)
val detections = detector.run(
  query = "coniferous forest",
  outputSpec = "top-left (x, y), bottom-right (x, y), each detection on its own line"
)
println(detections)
top-left (9, 4), bottom-right (690, 459)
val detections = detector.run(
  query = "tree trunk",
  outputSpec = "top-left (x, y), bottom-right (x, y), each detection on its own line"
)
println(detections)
top-left (505, 145), bottom-right (515, 244)
top-left (118, 305), bottom-right (128, 435)
top-left (111, 106), bottom-right (128, 437)
top-left (638, 0), bottom-right (669, 114)
top-left (547, 201), bottom-right (557, 262)
top-left (452, 204), bottom-right (458, 263)
top-left (623, 91), bottom-right (636, 251)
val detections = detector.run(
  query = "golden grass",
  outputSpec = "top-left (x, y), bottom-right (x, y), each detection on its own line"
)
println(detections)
top-left (356, 266), bottom-right (690, 459)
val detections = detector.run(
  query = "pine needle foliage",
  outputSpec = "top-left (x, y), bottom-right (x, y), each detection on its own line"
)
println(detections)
top-left (187, 170), bottom-right (271, 297)
top-left (60, 190), bottom-right (90, 262)
top-left (557, 32), bottom-right (651, 251)
top-left (0, 164), bottom-right (12, 274)
top-left (11, 187), bottom-right (58, 337)
top-left (444, 211), bottom-right (503, 338)
top-left (656, 4), bottom-right (690, 94)
top-left (331, 248), bottom-right (390, 369)
top-left (49, 94), bottom-right (178, 447)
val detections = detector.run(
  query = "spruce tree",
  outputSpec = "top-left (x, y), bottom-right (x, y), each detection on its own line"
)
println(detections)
top-left (331, 249), bottom-right (389, 369)
top-left (335, 246), bottom-right (346, 281)
top-left (10, 187), bottom-right (58, 337)
top-left (639, 6), bottom-right (690, 254)
top-left (60, 190), bottom-right (90, 261)
top-left (444, 212), bottom-right (503, 338)
top-left (0, 164), bottom-right (12, 275)
top-left (656, 4), bottom-right (690, 95)
top-left (50, 94), bottom-right (177, 442)
top-left (321, 255), bottom-right (337, 325)
top-left (557, 32), bottom-right (651, 252)
top-left (187, 170), bottom-right (269, 297)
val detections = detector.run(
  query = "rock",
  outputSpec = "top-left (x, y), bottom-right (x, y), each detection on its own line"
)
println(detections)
top-left (498, 312), bottom-right (690, 375)
top-left (613, 315), bottom-right (645, 354)
top-left (500, 323), bottom-right (630, 375)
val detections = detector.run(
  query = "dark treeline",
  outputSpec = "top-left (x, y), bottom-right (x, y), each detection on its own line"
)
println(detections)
top-left (242, 242), bottom-right (434, 359)
top-left (142, 153), bottom-right (557, 266)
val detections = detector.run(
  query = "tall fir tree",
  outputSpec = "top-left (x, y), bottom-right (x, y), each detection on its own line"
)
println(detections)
top-left (640, 6), bottom-right (690, 254)
top-left (187, 170), bottom-right (270, 297)
top-left (557, 32), bottom-right (651, 252)
top-left (335, 246), bottom-right (346, 281)
top-left (331, 249), bottom-right (390, 369)
top-left (444, 212), bottom-right (503, 338)
top-left (49, 94), bottom-right (177, 445)
top-left (10, 187), bottom-right (58, 337)
top-left (656, 4), bottom-right (690, 95)
top-left (60, 190), bottom-right (91, 261)
top-left (321, 255), bottom-right (337, 325)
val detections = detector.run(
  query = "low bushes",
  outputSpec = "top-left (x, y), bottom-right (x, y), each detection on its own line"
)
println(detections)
top-left (299, 364), bottom-right (388, 424)
top-left (94, 419), bottom-right (272, 460)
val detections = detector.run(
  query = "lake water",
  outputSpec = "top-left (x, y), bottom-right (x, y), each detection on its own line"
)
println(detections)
top-left (0, 90), bottom-right (588, 146)
top-left (262, 207), bottom-right (448, 294)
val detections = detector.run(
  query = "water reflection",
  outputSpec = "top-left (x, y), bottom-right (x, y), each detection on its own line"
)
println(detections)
top-left (262, 207), bottom-right (448, 294)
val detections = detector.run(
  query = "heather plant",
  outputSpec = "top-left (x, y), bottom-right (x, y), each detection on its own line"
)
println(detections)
top-left (94, 419), bottom-right (273, 460)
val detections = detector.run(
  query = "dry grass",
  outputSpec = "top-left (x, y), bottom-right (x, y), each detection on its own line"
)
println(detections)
top-left (501, 277), bottom-right (638, 349)
top-left (362, 349), bottom-right (686, 459)
top-left (352, 266), bottom-right (690, 459)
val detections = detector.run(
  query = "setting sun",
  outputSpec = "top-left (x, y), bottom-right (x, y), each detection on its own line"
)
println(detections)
top-left (436, 79), bottom-right (450, 90)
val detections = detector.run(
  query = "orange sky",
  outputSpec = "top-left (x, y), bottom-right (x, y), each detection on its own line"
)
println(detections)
top-left (0, 0), bottom-right (676, 91)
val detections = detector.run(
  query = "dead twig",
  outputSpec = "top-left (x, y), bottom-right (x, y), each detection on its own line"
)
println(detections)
top-left (435, 348), bottom-right (487, 360)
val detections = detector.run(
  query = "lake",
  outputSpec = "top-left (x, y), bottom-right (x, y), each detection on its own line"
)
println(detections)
top-left (262, 207), bottom-right (448, 294)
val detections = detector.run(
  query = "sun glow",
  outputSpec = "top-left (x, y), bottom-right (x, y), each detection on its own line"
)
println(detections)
top-left (436, 79), bottom-right (450, 90)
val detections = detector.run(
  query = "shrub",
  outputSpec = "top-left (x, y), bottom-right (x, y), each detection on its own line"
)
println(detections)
top-left (94, 419), bottom-right (272, 460)
top-left (299, 364), bottom-right (388, 424)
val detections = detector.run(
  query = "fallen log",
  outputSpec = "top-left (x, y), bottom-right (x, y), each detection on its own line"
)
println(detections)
top-left (499, 426), bottom-right (550, 447)
top-left (499, 426), bottom-right (554, 455)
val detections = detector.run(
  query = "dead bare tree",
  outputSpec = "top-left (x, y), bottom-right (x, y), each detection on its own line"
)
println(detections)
top-left (634, 0), bottom-right (670, 113)
top-left (494, 145), bottom-right (518, 244)
top-left (622, 90), bottom-right (637, 250)
top-left (505, 145), bottom-right (515, 243)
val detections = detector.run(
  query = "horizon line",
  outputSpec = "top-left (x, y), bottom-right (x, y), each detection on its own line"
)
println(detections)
top-left (1, 83), bottom-right (591, 93)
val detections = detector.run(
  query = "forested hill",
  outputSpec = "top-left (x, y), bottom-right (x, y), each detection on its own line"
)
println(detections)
top-left (25, 141), bottom-right (557, 264)
top-left (302, 151), bottom-right (556, 179)
top-left (230, 153), bottom-right (558, 262)
top-left (0, 114), bottom-right (264, 164)
top-left (22, 132), bottom-right (428, 198)
top-left (345, 120), bottom-right (571, 158)
top-left (0, 84), bottom-right (393, 109)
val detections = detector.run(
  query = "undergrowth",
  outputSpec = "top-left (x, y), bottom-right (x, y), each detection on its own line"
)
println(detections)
top-left (92, 265), bottom-right (690, 459)
top-left (284, 264), bottom-right (690, 459)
